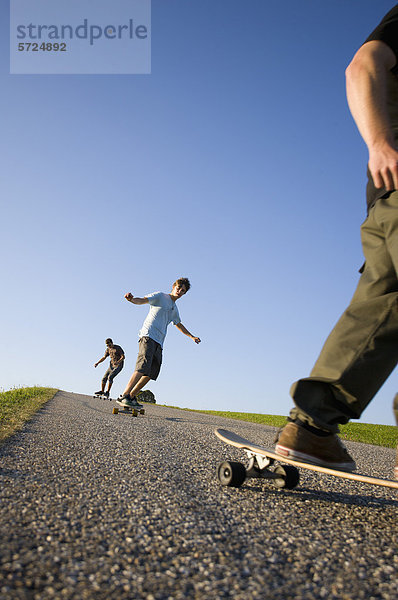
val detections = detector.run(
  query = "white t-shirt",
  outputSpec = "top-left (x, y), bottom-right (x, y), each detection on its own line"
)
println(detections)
top-left (138, 292), bottom-right (181, 347)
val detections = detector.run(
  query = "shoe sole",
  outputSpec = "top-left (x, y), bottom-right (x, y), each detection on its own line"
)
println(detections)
top-left (275, 443), bottom-right (356, 472)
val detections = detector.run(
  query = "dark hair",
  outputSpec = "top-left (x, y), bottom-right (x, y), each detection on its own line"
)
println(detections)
top-left (105, 338), bottom-right (113, 345)
top-left (174, 277), bottom-right (191, 292)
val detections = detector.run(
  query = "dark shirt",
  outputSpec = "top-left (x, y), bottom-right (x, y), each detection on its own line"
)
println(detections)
top-left (364, 5), bottom-right (398, 211)
top-left (105, 344), bottom-right (125, 368)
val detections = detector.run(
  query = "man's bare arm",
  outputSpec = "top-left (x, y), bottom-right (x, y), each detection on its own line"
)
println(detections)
top-left (124, 293), bottom-right (149, 305)
top-left (345, 40), bottom-right (398, 191)
top-left (175, 322), bottom-right (201, 344)
top-left (94, 355), bottom-right (107, 368)
top-left (114, 354), bottom-right (125, 366)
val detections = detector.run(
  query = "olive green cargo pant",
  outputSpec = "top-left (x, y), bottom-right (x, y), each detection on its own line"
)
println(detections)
top-left (290, 191), bottom-right (398, 432)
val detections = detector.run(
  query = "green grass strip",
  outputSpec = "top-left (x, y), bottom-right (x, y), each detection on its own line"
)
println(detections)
top-left (0, 387), bottom-right (58, 444)
top-left (169, 408), bottom-right (398, 449)
top-left (339, 422), bottom-right (397, 448)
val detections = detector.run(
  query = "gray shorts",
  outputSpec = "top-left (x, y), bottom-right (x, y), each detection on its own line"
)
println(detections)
top-left (135, 337), bottom-right (162, 380)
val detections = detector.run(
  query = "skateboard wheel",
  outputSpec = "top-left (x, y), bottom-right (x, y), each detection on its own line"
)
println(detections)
top-left (112, 407), bottom-right (119, 414)
top-left (272, 465), bottom-right (300, 489)
top-left (217, 461), bottom-right (246, 488)
top-left (132, 410), bottom-right (138, 417)
top-left (140, 409), bottom-right (145, 415)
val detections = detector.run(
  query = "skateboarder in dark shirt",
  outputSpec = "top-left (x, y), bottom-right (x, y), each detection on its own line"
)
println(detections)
top-left (275, 5), bottom-right (398, 479)
top-left (94, 338), bottom-right (125, 398)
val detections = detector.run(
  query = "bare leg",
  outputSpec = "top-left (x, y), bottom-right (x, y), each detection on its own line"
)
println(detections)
top-left (122, 371), bottom-right (142, 395)
top-left (122, 371), bottom-right (150, 397)
top-left (129, 375), bottom-right (151, 398)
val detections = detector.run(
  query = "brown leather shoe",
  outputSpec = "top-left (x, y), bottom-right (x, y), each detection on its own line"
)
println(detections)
top-left (275, 422), bottom-right (356, 472)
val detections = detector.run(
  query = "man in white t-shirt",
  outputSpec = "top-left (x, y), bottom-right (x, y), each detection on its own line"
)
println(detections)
top-left (118, 277), bottom-right (201, 408)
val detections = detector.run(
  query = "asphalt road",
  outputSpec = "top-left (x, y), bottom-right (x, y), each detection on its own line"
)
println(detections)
top-left (0, 391), bottom-right (397, 600)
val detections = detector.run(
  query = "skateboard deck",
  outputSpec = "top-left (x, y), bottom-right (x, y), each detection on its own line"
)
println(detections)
top-left (215, 428), bottom-right (398, 490)
top-left (112, 400), bottom-right (145, 417)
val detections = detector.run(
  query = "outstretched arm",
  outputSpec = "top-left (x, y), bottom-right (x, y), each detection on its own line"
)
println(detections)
top-left (94, 355), bottom-right (107, 368)
top-left (175, 322), bottom-right (201, 344)
top-left (345, 40), bottom-right (398, 191)
top-left (124, 293), bottom-right (149, 305)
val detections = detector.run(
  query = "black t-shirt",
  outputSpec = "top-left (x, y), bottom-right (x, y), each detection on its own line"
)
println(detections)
top-left (364, 5), bottom-right (398, 210)
top-left (365, 5), bottom-right (398, 65)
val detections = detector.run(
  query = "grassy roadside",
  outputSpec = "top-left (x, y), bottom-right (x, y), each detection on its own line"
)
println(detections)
top-left (171, 408), bottom-right (398, 449)
top-left (0, 387), bottom-right (58, 444)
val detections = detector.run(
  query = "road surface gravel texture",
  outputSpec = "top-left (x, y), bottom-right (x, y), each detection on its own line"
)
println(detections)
top-left (0, 391), bottom-right (397, 600)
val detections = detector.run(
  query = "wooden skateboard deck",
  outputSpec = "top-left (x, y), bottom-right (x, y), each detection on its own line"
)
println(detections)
top-left (215, 428), bottom-right (398, 490)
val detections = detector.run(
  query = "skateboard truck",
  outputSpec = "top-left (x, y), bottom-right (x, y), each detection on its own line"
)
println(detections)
top-left (218, 448), bottom-right (300, 490)
top-left (246, 450), bottom-right (273, 472)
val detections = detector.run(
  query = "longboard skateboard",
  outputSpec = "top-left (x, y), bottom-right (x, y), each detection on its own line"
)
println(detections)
top-left (215, 428), bottom-right (398, 491)
top-left (93, 392), bottom-right (111, 401)
top-left (112, 400), bottom-right (145, 417)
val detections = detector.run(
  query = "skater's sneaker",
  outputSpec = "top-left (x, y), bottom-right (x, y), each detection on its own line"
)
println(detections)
top-left (130, 396), bottom-right (143, 409)
top-left (118, 395), bottom-right (143, 409)
top-left (94, 390), bottom-right (103, 396)
top-left (104, 391), bottom-right (110, 399)
top-left (118, 394), bottom-right (133, 407)
top-left (275, 421), bottom-right (356, 472)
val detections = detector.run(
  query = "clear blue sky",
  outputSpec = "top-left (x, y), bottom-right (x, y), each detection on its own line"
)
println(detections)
top-left (1, 0), bottom-right (397, 426)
